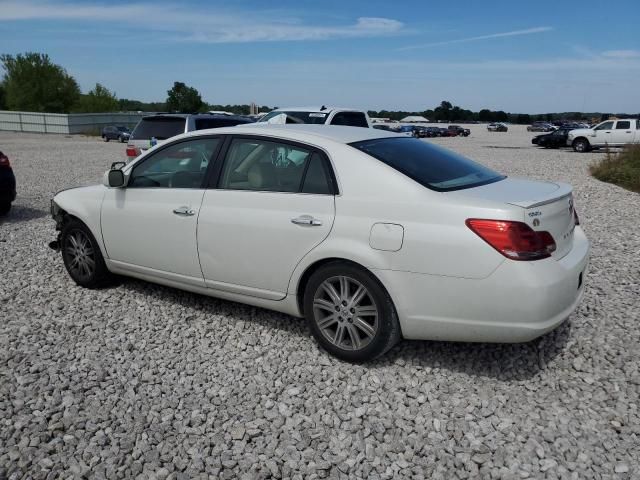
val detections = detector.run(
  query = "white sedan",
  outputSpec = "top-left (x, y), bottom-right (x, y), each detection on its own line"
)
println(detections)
top-left (50, 125), bottom-right (589, 361)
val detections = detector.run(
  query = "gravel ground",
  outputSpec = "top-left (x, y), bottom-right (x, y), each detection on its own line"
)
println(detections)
top-left (1, 127), bottom-right (638, 479)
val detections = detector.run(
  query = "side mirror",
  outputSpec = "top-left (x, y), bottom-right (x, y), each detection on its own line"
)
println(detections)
top-left (108, 169), bottom-right (125, 188)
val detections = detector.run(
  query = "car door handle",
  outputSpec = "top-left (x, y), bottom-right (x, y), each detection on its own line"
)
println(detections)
top-left (173, 206), bottom-right (195, 216)
top-left (291, 215), bottom-right (322, 226)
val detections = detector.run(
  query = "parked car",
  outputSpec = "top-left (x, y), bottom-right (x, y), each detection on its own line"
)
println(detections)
top-left (126, 113), bottom-right (254, 161)
top-left (372, 124), bottom-right (395, 132)
top-left (488, 123), bottom-right (508, 132)
top-left (567, 119), bottom-right (640, 152)
top-left (258, 107), bottom-right (371, 128)
top-left (447, 125), bottom-right (471, 137)
top-left (423, 127), bottom-right (442, 137)
top-left (397, 125), bottom-right (419, 137)
top-left (102, 126), bottom-right (131, 143)
top-left (0, 151), bottom-right (16, 215)
top-left (532, 128), bottom-right (573, 148)
top-left (50, 125), bottom-right (589, 361)
top-left (527, 122), bottom-right (555, 132)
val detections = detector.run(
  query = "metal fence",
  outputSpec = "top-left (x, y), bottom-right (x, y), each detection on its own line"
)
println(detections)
top-left (0, 110), bottom-right (145, 134)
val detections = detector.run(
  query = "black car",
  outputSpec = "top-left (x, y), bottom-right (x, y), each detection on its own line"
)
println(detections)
top-left (532, 128), bottom-right (572, 148)
top-left (102, 126), bottom-right (131, 143)
top-left (0, 151), bottom-right (17, 215)
top-left (447, 125), bottom-right (471, 137)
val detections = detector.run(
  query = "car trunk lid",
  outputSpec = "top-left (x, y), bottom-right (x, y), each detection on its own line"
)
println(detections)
top-left (455, 178), bottom-right (576, 259)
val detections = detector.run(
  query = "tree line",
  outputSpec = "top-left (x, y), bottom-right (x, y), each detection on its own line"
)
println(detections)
top-left (0, 52), bottom-right (634, 122)
top-left (0, 52), bottom-right (273, 115)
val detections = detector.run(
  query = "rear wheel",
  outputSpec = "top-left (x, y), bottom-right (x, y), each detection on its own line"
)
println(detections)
top-left (573, 138), bottom-right (590, 153)
top-left (103, 135), bottom-right (109, 142)
top-left (61, 219), bottom-right (113, 288)
top-left (304, 262), bottom-right (401, 362)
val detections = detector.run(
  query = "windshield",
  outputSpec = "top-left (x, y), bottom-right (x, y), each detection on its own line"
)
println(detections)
top-left (258, 111), bottom-right (328, 124)
top-left (350, 137), bottom-right (505, 192)
top-left (117, 126), bottom-right (130, 132)
top-left (131, 117), bottom-right (186, 140)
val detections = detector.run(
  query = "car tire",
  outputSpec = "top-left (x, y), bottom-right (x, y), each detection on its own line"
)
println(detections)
top-left (118, 136), bottom-right (125, 143)
top-left (303, 262), bottom-right (401, 362)
top-left (61, 218), bottom-right (113, 288)
top-left (573, 139), bottom-right (590, 153)
top-left (103, 136), bottom-right (109, 142)
top-left (0, 201), bottom-right (11, 216)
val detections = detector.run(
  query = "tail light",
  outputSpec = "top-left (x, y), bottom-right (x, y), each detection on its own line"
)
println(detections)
top-left (125, 145), bottom-right (138, 158)
top-left (466, 219), bottom-right (556, 261)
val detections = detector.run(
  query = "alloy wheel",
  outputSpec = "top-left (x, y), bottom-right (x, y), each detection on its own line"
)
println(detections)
top-left (65, 230), bottom-right (96, 281)
top-left (312, 275), bottom-right (379, 350)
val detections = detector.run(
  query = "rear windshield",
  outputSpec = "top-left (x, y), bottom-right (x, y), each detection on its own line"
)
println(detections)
top-left (258, 111), bottom-right (328, 124)
top-left (131, 117), bottom-right (186, 140)
top-left (350, 137), bottom-right (505, 192)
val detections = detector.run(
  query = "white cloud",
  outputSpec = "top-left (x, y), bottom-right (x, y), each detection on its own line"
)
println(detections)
top-left (0, 0), bottom-right (404, 43)
top-left (602, 50), bottom-right (640, 59)
top-left (399, 26), bottom-right (553, 50)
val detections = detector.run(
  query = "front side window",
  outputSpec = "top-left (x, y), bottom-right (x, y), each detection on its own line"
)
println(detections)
top-left (219, 138), bottom-right (333, 194)
top-left (350, 137), bottom-right (505, 192)
top-left (616, 121), bottom-right (631, 130)
top-left (128, 138), bottom-right (220, 188)
top-left (595, 121), bottom-right (614, 131)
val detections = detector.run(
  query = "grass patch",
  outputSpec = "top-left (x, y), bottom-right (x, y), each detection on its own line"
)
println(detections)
top-left (590, 145), bottom-right (640, 193)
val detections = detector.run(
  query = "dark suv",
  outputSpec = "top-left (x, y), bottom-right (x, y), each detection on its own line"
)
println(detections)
top-left (0, 151), bottom-right (16, 215)
top-left (102, 126), bottom-right (131, 143)
top-left (126, 113), bottom-right (254, 161)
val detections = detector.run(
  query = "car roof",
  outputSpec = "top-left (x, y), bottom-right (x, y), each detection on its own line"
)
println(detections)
top-left (268, 107), bottom-right (362, 113)
top-left (182, 124), bottom-right (399, 145)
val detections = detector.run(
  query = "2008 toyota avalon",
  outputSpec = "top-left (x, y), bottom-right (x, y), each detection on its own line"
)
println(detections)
top-left (50, 125), bottom-right (589, 361)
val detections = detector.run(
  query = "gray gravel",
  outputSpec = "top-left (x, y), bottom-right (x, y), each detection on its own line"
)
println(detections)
top-left (1, 128), bottom-right (639, 479)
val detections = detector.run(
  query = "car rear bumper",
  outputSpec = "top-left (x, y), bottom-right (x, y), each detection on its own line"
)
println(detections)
top-left (375, 226), bottom-right (590, 343)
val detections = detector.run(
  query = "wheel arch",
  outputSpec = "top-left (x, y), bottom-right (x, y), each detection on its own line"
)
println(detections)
top-left (294, 257), bottom-right (397, 319)
top-left (572, 136), bottom-right (591, 149)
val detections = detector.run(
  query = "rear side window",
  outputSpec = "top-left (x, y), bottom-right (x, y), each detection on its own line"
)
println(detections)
top-left (616, 121), bottom-right (631, 129)
top-left (350, 137), bottom-right (505, 192)
top-left (194, 118), bottom-right (251, 130)
top-left (302, 154), bottom-right (332, 194)
top-left (131, 117), bottom-right (186, 140)
top-left (218, 138), bottom-right (334, 194)
top-left (330, 112), bottom-right (368, 128)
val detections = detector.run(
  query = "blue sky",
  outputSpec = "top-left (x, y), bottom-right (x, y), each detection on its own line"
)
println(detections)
top-left (1, 0), bottom-right (639, 113)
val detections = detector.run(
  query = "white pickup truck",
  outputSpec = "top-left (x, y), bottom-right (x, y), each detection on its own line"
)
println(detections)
top-left (567, 119), bottom-right (640, 152)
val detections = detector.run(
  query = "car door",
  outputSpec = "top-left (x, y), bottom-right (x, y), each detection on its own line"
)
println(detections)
top-left (591, 121), bottom-right (615, 147)
top-left (197, 135), bottom-right (336, 300)
top-left (101, 136), bottom-right (222, 286)
top-left (610, 120), bottom-right (634, 145)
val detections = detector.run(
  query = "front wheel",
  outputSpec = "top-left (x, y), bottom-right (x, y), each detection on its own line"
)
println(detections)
top-left (304, 262), bottom-right (401, 362)
top-left (573, 138), bottom-right (590, 153)
top-left (61, 219), bottom-right (113, 288)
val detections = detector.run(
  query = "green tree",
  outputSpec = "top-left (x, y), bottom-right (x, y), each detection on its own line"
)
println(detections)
top-left (0, 52), bottom-right (80, 112)
top-left (73, 83), bottom-right (119, 112)
top-left (166, 81), bottom-right (203, 113)
top-left (516, 113), bottom-right (531, 124)
top-left (478, 109), bottom-right (494, 122)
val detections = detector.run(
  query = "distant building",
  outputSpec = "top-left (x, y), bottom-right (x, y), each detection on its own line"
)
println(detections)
top-left (400, 115), bottom-right (429, 123)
